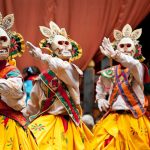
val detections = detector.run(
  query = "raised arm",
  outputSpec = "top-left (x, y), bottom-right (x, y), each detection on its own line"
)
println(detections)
top-left (100, 37), bottom-right (144, 89)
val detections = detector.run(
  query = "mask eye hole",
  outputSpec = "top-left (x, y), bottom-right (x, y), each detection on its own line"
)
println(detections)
top-left (0, 36), bottom-right (7, 42)
top-left (58, 41), bottom-right (63, 45)
top-left (127, 44), bottom-right (131, 47)
top-left (46, 43), bottom-right (51, 48)
top-left (65, 41), bottom-right (69, 45)
top-left (119, 44), bottom-right (124, 48)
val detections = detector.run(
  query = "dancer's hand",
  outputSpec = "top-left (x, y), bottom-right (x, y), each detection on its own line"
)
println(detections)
top-left (97, 99), bottom-right (110, 112)
top-left (100, 37), bottom-right (115, 58)
top-left (26, 41), bottom-right (42, 60)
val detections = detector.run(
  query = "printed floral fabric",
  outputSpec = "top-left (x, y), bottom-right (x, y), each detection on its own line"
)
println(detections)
top-left (92, 113), bottom-right (150, 150)
top-left (29, 114), bottom-right (93, 150)
top-left (0, 115), bottom-right (39, 150)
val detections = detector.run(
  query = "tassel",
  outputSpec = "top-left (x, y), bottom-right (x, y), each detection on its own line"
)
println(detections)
top-left (8, 58), bottom-right (16, 66)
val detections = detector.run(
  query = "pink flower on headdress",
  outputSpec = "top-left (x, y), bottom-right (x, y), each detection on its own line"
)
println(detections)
top-left (72, 48), bottom-right (76, 55)
top-left (133, 44), bottom-right (145, 62)
top-left (10, 38), bottom-right (18, 52)
top-left (134, 44), bottom-right (142, 57)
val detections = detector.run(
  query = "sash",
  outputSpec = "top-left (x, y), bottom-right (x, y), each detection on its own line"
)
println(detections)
top-left (110, 65), bottom-right (145, 118)
top-left (38, 70), bottom-right (80, 126)
top-left (0, 65), bottom-right (17, 78)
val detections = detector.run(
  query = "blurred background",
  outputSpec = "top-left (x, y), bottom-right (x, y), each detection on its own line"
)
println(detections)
top-left (0, 0), bottom-right (149, 122)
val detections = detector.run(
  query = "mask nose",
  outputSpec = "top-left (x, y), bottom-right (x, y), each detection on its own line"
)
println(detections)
top-left (124, 45), bottom-right (128, 52)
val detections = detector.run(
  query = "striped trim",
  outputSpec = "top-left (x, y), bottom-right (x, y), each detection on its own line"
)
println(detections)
top-left (115, 65), bottom-right (145, 118)
top-left (39, 70), bottom-right (80, 126)
top-left (56, 85), bottom-right (80, 125)
top-left (0, 65), bottom-right (17, 78)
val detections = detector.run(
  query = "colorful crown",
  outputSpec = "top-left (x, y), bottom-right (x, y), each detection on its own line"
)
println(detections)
top-left (113, 24), bottom-right (142, 45)
top-left (39, 21), bottom-right (82, 62)
top-left (113, 24), bottom-right (145, 62)
top-left (0, 12), bottom-right (25, 61)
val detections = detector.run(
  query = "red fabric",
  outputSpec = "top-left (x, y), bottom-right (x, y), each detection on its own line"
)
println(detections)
top-left (104, 135), bottom-right (113, 147)
top-left (0, 60), bottom-right (7, 70)
top-left (27, 75), bottom-right (38, 80)
top-left (58, 85), bottom-right (80, 124)
top-left (143, 64), bottom-right (150, 83)
top-left (41, 94), bottom-right (55, 112)
top-left (0, 0), bottom-right (149, 71)
top-left (3, 117), bottom-right (9, 128)
top-left (61, 116), bottom-right (68, 133)
top-left (0, 100), bottom-right (27, 128)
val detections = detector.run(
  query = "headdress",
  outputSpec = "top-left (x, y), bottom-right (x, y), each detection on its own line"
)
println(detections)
top-left (0, 12), bottom-right (25, 65)
top-left (39, 21), bottom-right (82, 62)
top-left (113, 24), bottom-right (145, 62)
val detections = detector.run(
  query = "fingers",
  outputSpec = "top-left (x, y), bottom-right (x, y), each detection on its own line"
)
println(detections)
top-left (103, 37), bottom-right (108, 46)
top-left (98, 99), bottom-right (110, 112)
top-left (29, 50), bottom-right (34, 56)
top-left (26, 41), bottom-right (36, 50)
top-left (102, 38), bottom-right (109, 51)
top-left (99, 46), bottom-right (103, 52)
top-left (103, 106), bottom-right (107, 112)
top-left (100, 46), bottom-right (110, 58)
top-left (100, 46), bottom-right (106, 55)
top-left (103, 101), bottom-right (110, 112)
top-left (108, 38), bottom-right (111, 44)
top-left (99, 106), bottom-right (102, 112)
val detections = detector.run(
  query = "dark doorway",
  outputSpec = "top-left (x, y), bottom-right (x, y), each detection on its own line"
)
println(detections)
top-left (137, 13), bottom-right (150, 68)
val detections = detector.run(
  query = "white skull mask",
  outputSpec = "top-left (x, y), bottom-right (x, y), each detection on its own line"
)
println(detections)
top-left (117, 37), bottom-right (135, 56)
top-left (0, 28), bottom-right (10, 60)
top-left (113, 24), bottom-right (142, 57)
top-left (51, 35), bottom-right (72, 60)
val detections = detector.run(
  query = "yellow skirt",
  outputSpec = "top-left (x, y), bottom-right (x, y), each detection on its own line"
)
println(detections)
top-left (0, 115), bottom-right (39, 150)
top-left (93, 113), bottom-right (150, 150)
top-left (29, 114), bottom-right (94, 150)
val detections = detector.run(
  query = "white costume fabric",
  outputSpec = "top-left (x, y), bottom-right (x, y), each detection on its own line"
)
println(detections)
top-left (93, 24), bottom-right (150, 150)
top-left (0, 69), bottom-right (25, 110)
top-left (96, 52), bottom-right (145, 111)
top-left (0, 12), bottom-right (38, 150)
top-left (21, 21), bottom-right (93, 150)
top-left (22, 56), bottom-right (83, 119)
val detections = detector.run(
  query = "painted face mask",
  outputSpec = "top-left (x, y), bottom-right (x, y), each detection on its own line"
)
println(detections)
top-left (51, 35), bottom-right (72, 60)
top-left (0, 13), bottom-right (25, 64)
top-left (0, 28), bottom-right (10, 60)
top-left (117, 37), bottom-right (135, 56)
top-left (39, 21), bottom-right (82, 62)
top-left (113, 24), bottom-right (144, 61)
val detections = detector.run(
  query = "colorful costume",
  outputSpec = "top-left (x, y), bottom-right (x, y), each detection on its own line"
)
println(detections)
top-left (22, 21), bottom-right (93, 150)
top-left (93, 24), bottom-right (150, 150)
top-left (0, 13), bottom-right (38, 150)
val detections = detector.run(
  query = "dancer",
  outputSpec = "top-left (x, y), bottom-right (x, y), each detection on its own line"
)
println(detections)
top-left (23, 21), bottom-right (93, 150)
top-left (93, 24), bottom-right (150, 149)
top-left (0, 12), bottom-right (38, 150)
